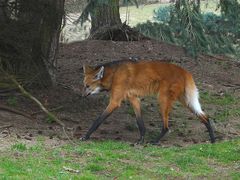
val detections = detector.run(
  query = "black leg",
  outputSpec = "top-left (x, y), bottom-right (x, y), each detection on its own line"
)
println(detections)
top-left (203, 120), bottom-right (215, 143)
top-left (80, 99), bottom-right (120, 141)
top-left (88, 112), bottom-right (110, 139)
top-left (80, 110), bottom-right (113, 141)
top-left (151, 127), bottom-right (169, 145)
top-left (135, 116), bottom-right (146, 144)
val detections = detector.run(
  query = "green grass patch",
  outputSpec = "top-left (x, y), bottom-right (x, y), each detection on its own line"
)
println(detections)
top-left (126, 106), bottom-right (135, 117)
top-left (215, 108), bottom-right (240, 122)
top-left (6, 96), bottom-right (18, 107)
top-left (201, 92), bottom-right (237, 106)
top-left (119, 1), bottom-right (220, 27)
top-left (232, 172), bottom-right (240, 180)
top-left (0, 139), bottom-right (240, 179)
top-left (200, 92), bottom-right (240, 122)
top-left (120, 3), bottom-right (165, 26)
top-left (11, 143), bottom-right (27, 152)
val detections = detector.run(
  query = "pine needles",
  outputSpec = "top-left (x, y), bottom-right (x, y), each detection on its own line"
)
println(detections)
top-left (136, 0), bottom-right (240, 58)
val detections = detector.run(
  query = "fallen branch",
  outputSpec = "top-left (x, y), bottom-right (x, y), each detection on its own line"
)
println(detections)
top-left (0, 61), bottom-right (80, 144)
top-left (0, 124), bottom-right (13, 129)
top-left (63, 166), bottom-right (80, 173)
top-left (0, 104), bottom-right (33, 120)
top-left (58, 115), bottom-right (80, 123)
top-left (0, 88), bottom-right (18, 94)
top-left (89, 23), bottom-right (150, 41)
top-left (199, 54), bottom-right (228, 62)
top-left (9, 77), bottom-right (65, 127)
top-left (222, 83), bottom-right (240, 88)
top-left (57, 82), bottom-right (73, 90)
top-left (0, 63), bottom-right (65, 127)
top-left (31, 106), bottom-right (64, 115)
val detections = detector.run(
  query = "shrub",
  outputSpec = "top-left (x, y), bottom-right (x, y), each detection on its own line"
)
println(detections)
top-left (136, 1), bottom-right (240, 57)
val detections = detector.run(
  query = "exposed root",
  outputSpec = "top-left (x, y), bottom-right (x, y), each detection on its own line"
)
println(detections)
top-left (0, 124), bottom-right (13, 129)
top-left (89, 23), bottom-right (150, 41)
top-left (0, 104), bottom-right (33, 120)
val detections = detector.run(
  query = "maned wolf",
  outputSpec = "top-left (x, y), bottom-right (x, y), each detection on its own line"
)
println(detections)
top-left (81, 60), bottom-right (215, 144)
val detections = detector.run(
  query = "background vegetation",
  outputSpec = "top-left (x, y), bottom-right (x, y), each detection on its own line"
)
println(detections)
top-left (136, 0), bottom-right (240, 57)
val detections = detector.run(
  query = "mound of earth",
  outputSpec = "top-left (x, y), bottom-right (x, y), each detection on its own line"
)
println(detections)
top-left (1, 40), bottom-right (240, 149)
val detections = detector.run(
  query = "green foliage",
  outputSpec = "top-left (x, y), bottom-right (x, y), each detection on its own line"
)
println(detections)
top-left (86, 163), bottom-right (105, 172)
top-left (231, 172), bottom-right (240, 179)
top-left (136, 0), bottom-right (240, 57)
top-left (153, 5), bottom-right (173, 23)
top-left (200, 92), bottom-right (240, 122)
top-left (11, 143), bottom-right (27, 152)
top-left (200, 92), bottom-right (237, 106)
top-left (127, 106), bottom-right (135, 117)
top-left (219, 0), bottom-right (240, 41)
top-left (7, 96), bottom-right (18, 107)
top-left (46, 114), bottom-right (55, 123)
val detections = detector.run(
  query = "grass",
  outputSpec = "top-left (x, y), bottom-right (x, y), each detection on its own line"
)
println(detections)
top-left (0, 139), bottom-right (240, 179)
top-left (120, 3), bottom-right (169, 26)
top-left (11, 143), bottom-right (27, 152)
top-left (120, 1), bottom-right (220, 27)
top-left (6, 96), bottom-right (18, 107)
top-left (201, 92), bottom-right (237, 106)
top-left (200, 92), bottom-right (240, 122)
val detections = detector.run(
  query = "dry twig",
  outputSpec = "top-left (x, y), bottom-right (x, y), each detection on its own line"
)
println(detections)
top-left (9, 77), bottom-right (65, 127)
top-left (0, 60), bottom-right (81, 145)
top-left (0, 61), bottom-right (64, 127)
top-left (0, 104), bottom-right (33, 120)
top-left (0, 124), bottom-right (13, 129)
top-left (31, 106), bottom-right (64, 115)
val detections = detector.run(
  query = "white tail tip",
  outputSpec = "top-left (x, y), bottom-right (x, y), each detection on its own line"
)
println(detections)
top-left (185, 87), bottom-right (204, 115)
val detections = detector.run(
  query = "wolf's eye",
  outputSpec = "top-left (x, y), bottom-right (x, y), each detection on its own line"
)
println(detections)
top-left (86, 85), bottom-right (89, 88)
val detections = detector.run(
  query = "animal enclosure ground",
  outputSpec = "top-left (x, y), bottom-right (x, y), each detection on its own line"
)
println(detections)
top-left (0, 40), bottom-right (240, 150)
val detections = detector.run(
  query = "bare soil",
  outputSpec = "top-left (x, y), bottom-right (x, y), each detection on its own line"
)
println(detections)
top-left (1, 40), bottom-right (240, 149)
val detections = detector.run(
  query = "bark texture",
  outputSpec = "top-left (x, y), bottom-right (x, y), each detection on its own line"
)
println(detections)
top-left (90, 0), bottom-right (121, 34)
top-left (0, 0), bottom-right (65, 87)
top-left (88, 0), bottom-right (148, 41)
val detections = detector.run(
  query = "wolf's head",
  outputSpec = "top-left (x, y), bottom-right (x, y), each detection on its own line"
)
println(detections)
top-left (82, 65), bottom-right (105, 97)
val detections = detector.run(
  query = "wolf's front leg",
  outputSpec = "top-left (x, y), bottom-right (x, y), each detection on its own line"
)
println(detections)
top-left (80, 100), bottom-right (119, 141)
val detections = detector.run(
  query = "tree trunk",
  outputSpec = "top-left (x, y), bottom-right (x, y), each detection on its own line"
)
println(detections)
top-left (87, 0), bottom-right (148, 41)
top-left (33, 0), bottom-right (65, 85)
top-left (0, 0), bottom-right (65, 87)
top-left (0, 0), bottom-right (10, 23)
top-left (90, 0), bottom-right (121, 34)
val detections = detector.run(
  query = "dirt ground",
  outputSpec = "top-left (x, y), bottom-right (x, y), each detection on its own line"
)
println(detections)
top-left (1, 40), bottom-right (240, 150)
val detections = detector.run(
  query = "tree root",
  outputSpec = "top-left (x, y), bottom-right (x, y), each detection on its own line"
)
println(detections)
top-left (0, 104), bottom-right (33, 120)
top-left (0, 124), bottom-right (13, 129)
top-left (9, 77), bottom-right (65, 127)
top-left (89, 23), bottom-right (150, 41)
top-left (31, 106), bottom-right (64, 115)
top-left (0, 62), bottom-right (65, 127)
top-left (0, 61), bottom-right (79, 144)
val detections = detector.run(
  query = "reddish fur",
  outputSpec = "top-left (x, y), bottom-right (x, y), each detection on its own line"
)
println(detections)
top-left (82, 60), bottom-right (216, 143)
top-left (84, 61), bottom-right (200, 129)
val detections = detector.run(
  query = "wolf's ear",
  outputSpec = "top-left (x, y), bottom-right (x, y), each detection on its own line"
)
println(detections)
top-left (94, 66), bottom-right (104, 81)
top-left (83, 64), bottom-right (93, 74)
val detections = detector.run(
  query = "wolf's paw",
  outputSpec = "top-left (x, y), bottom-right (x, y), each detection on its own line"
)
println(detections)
top-left (134, 136), bottom-right (144, 145)
top-left (79, 136), bottom-right (89, 141)
top-left (149, 140), bottom-right (161, 146)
